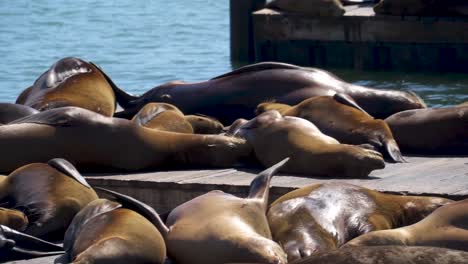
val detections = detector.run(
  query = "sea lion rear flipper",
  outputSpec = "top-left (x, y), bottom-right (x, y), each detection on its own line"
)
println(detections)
top-left (48, 158), bottom-right (91, 188)
top-left (248, 158), bottom-right (290, 210)
top-left (333, 93), bottom-right (372, 117)
top-left (210, 62), bottom-right (302, 80)
top-left (385, 139), bottom-right (406, 163)
top-left (95, 187), bottom-right (169, 238)
top-left (90, 62), bottom-right (139, 109)
top-left (0, 225), bottom-right (64, 257)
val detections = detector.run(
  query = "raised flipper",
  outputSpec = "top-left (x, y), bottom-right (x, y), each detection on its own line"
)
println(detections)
top-left (91, 62), bottom-right (139, 109)
top-left (95, 187), bottom-right (169, 239)
top-left (248, 158), bottom-right (290, 211)
top-left (385, 139), bottom-right (406, 163)
top-left (211, 62), bottom-right (302, 80)
top-left (333, 93), bottom-right (372, 117)
top-left (48, 158), bottom-right (91, 188)
top-left (0, 225), bottom-right (64, 260)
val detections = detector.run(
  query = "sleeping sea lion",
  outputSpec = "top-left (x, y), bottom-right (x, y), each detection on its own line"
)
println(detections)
top-left (265, 0), bottom-right (345, 16)
top-left (16, 57), bottom-right (116, 116)
top-left (256, 94), bottom-right (404, 162)
top-left (112, 62), bottom-right (426, 123)
top-left (0, 158), bottom-right (98, 238)
top-left (385, 106), bottom-right (468, 154)
top-left (185, 114), bottom-right (224, 134)
top-left (0, 103), bottom-right (39, 124)
top-left (344, 198), bottom-right (468, 251)
top-left (132, 102), bottom-right (194, 133)
top-left (156, 158), bottom-right (289, 264)
top-left (233, 110), bottom-right (385, 177)
top-left (0, 208), bottom-right (28, 231)
top-left (0, 107), bottom-right (251, 173)
top-left (62, 192), bottom-right (166, 264)
top-left (374, 0), bottom-right (468, 16)
top-left (289, 246), bottom-right (468, 264)
top-left (267, 182), bottom-right (452, 261)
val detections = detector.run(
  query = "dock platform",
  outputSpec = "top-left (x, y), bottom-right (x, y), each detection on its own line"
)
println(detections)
top-left (250, 4), bottom-right (468, 72)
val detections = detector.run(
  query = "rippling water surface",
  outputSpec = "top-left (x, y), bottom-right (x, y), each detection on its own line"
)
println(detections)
top-left (0, 1), bottom-right (467, 106)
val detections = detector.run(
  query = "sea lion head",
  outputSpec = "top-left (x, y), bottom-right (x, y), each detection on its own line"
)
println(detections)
top-left (256, 102), bottom-right (292, 116)
top-left (185, 114), bottom-right (224, 134)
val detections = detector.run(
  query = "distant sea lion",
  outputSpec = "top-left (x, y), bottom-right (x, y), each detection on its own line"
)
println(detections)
top-left (385, 106), bottom-right (468, 154)
top-left (0, 208), bottom-right (28, 231)
top-left (256, 94), bottom-right (404, 162)
top-left (16, 57), bottom-right (116, 116)
top-left (132, 103), bottom-right (194, 133)
top-left (0, 107), bottom-right (250, 173)
top-left (289, 246), bottom-right (468, 264)
top-left (63, 191), bottom-right (166, 264)
top-left (344, 198), bottom-right (468, 251)
top-left (112, 62), bottom-right (426, 123)
top-left (267, 182), bottom-right (452, 261)
top-left (0, 159), bottom-right (98, 238)
top-left (233, 110), bottom-right (385, 177)
top-left (0, 103), bottom-right (39, 124)
top-left (156, 159), bottom-right (289, 264)
top-left (266, 0), bottom-right (345, 16)
top-left (374, 0), bottom-right (467, 16)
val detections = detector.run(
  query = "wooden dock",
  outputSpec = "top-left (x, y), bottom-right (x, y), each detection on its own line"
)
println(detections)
top-left (234, 3), bottom-right (468, 72)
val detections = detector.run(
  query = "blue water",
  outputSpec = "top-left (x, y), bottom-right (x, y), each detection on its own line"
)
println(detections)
top-left (0, 1), bottom-right (467, 106)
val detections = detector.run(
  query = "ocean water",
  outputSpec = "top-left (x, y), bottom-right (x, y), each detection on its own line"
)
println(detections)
top-left (0, 1), bottom-right (467, 106)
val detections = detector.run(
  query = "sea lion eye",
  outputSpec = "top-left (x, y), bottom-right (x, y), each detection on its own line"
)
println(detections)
top-left (161, 94), bottom-right (172, 100)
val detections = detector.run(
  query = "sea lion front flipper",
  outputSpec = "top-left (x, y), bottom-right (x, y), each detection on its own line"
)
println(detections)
top-left (333, 93), bottom-right (372, 117)
top-left (9, 108), bottom-right (75, 126)
top-left (95, 187), bottom-right (169, 238)
top-left (91, 62), bottom-right (139, 109)
top-left (211, 62), bottom-right (302, 80)
top-left (384, 139), bottom-right (406, 163)
top-left (0, 225), bottom-right (64, 257)
top-left (248, 157), bottom-right (290, 210)
top-left (47, 158), bottom-right (91, 188)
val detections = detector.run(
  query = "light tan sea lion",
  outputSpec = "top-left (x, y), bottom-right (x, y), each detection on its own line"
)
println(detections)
top-left (0, 107), bottom-right (250, 173)
top-left (233, 110), bottom-right (385, 177)
top-left (344, 198), bottom-right (468, 251)
top-left (63, 191), bottom-right (166, 264)
top-left (156, 159), bottom-right (289, 264)
top-left (267, 182), bottom-right (452, 261)
top-left (185, 114), bottom-right (224, 134)
top-left (16, 57), bottom-right (116, 116)
top-left (0, 159), bottom-right (98, 238)
top-left (384, 106), bottom-right (468, 154)
top-left (113, 62), bottom-right (426, 123)
top-left (289, 246), bottom-right (468, 264)
top-left (132, 102), bottom-right (194, 133)
top-left (0, 208), bottom-right (28, 232)
top-left (256, 94), bottom-right (404, 162)
top-left (266, 0), bottom-right (345, 16)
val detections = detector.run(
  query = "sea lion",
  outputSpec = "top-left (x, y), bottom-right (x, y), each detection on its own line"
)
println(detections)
top-left (266, 0), bottom-right (346, 16)
top-left (289, 246), bottom-right (468, 264)
top-left (0, 208), bottom-right (28, 231)
top-left (374, 0), bottom-right (467, 16)
top-left (267, 182), bottom-right (452, 261)
top-left (0, 103), bottom-right (39, 124)
top-left (0, 158), bottom-right (98, 238)
top-left (344, 198), bottom-right (468, 251)
top-left (384, 106), bottom-right (468, 154)
top-left (156, 159), bottom-right (289, 264)
top-left (256, 94), bottom-right (404, 162)
top-left (62, 191), bottom-right (166, 264)
top-left (0, 107), bottom-right (250, 173)
top-left (132, 102), bottom-right (194, 133)
top-left (16, 57), bottom-right (116, 116)
top-left (185, 114), bottom-right (224, 134)
top-left (233, 110), bottom-right (385, 177)
top-left (112, 62), bottom-right (426, 123)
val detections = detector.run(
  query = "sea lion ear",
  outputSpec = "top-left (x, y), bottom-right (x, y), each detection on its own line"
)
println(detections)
top-left (333, 93), bottom-right (372, 117)
top-left (48, 158), bottom-right (91, 188)
top-left (160, 94), bottom-right (172, 101)
top-left (248, 157), bottom-right (290, 210)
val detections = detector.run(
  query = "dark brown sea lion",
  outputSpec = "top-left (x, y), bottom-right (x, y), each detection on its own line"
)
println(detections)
top-left (344, 198), bottom-right (468, 251)
top-left (265, 0), bottom-right (345, 16)
top-left (289, 246), bottom-right (468, 264)
top-left (256, 94), bottom-right (404, 162)
top-left (0, 208), bottom-right (28, 231)
top-left (385, 106), bottom-right (468, 154)
top-left (233, 110), bottom-right (385, 177)
top-left (113, 62), bottom-right (426, 123)
top-left (62, 192), bottom-right (166, 264)
top-left (132, 102), bottom-right (194, 133)
top-left (16, 57), bottom-right (116, 116)
top-left (156, 159), bottom-right (289, 264)
top-left (0, 107), bottom-right (250, 173)
top-left (0, 103), bottom-right (39, 124)
top-left (267, 182), bottom-right (452, 261)
top-left (0, 158), bottom-right (98, 238)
